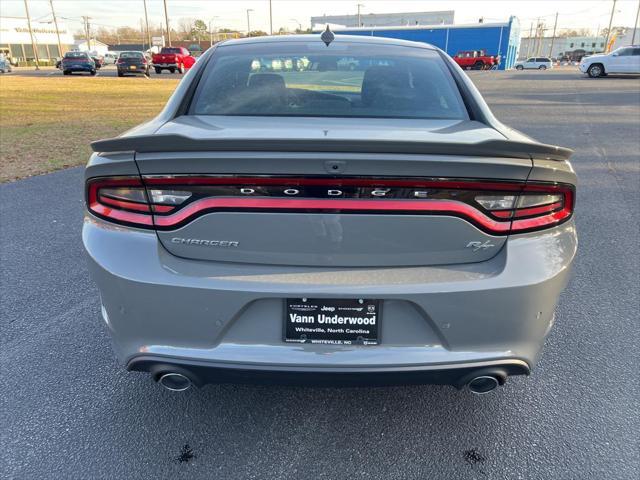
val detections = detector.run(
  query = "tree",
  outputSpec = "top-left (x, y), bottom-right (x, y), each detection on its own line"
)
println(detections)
top-left (247, 30), bottom-right (268, 37)
top-left (191, 19), bottom-right (208, 40)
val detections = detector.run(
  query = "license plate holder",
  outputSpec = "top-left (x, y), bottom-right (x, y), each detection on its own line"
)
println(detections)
top-left (285, 298), bottom-right (380, 345)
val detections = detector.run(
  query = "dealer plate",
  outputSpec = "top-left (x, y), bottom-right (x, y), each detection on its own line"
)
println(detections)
top-left (285, 298), bottom-right (379, 345)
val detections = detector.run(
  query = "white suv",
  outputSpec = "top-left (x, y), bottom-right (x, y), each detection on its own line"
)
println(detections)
top-left (580, 46), bottom-right (640, 77)
top-left (514, 57), bottom-right (553, 70)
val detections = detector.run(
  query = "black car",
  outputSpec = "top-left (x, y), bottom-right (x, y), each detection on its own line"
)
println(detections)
top-left (61, 51), bottom-right (96, 75)
top-left (116, 51), bottom-right (150, 77)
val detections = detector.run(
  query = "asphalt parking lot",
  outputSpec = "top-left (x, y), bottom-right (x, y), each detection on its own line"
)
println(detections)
top-left (1, 69), bottom-right (639, 479)
top-left (7, 64), bottom-right (183, 79)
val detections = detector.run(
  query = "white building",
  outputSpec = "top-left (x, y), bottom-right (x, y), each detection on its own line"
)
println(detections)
top-left (73, 39), bottom-right (109, 56)
top-left (0, 16), bottom-right (73, 60)
top-left (519, 34), bottom-right (630, 60)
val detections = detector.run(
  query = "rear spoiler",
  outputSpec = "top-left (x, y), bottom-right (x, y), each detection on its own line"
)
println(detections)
top-left (91, 134), bottom-right (573, 161)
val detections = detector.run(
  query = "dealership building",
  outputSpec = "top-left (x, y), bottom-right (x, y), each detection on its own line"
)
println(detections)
top-left (0, 17), bottom-right (73, 61)
top-left (311, 11), bottom-right (455, 28)
top-left (322, 16), bottom-right (521, 70)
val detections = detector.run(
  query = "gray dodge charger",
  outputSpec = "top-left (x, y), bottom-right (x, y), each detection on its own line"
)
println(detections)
top-left (84, 34), bottom-right (577, 394)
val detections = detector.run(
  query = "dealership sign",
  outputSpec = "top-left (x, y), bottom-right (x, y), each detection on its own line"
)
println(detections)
top-left (0, 18), bottom-right (74, 45)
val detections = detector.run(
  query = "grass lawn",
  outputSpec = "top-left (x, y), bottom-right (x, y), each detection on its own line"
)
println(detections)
top-left (0, 76), bottom-right (179, 182)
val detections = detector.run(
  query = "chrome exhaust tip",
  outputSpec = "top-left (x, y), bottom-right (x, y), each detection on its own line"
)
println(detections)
top-left (158, 372), bottom-right (192, 392)
top-left (467, 375), bottom-right (500, 394)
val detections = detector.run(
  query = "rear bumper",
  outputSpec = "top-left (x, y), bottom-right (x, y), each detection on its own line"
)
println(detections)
top-left (84, 215), bottom-right (577, 385)
top-left (63, 65), bottom-right (94, 72)
top-left (153, 63), bottom-right (177, 68)
top-left (128, 355), bottom-right (529, 388)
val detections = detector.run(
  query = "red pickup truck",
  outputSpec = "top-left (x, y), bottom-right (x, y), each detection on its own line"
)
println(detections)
top-left (453, 50), bottom-right (498, 70)
top-left (152, 47), bottom-right (190, 74)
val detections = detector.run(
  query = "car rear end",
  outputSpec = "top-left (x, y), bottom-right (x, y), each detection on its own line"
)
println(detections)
top-left (62, 53), bottom-right (95, 74)
top-left (117, 52), bottom-right (149, 76)
top-left (84, 36), bottom-right (577, 392)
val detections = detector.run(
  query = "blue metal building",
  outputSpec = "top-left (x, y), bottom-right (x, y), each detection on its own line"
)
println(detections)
top-left (329, 17), bottom-right (521, 70)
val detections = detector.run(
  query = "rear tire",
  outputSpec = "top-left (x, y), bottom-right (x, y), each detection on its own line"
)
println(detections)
top-left (169, 67), bottom-right (176, 73)
top-left (155, 67), bottom-right (161, 74)
top-left (63, 70), bottom-right (70, 75)
top-left (117, 71), bottom-right (124, 77)
top-left (177, 66), bottom-right (183, 74)
top-left (587, 63), bottom-right (604, 78)
top-left (473, 61), bottom-right (484, 70)
top-left (538, 65), bottom-right (547, 70)
top-left (90, 70), bottom-right (96, 76)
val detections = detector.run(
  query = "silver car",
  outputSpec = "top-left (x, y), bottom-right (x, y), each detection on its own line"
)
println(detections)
top-left (84, 34), bottom-right (577, 394)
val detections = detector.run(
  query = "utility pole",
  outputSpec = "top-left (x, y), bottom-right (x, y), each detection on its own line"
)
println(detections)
top-left (269, 0), bottom-right (273, 35)
top-left (548, 12), bottom-right (559, 58)
top-left (357, 3), bottom-right (364, 27)
top-left (604, 0), bottom-right (617, 53)
top-left (525, 22), bottom-right (533, 58)
top-left (143, 0), bottom-right (152, 52)
top-left (82, 16), bottom-right (92, 51)
top-left (631, 0), bottom-right (640, 44)
top-left (535, 19), bottom-right (545, 56)
top-left (48, 0), bottom-right (63, 58)
top-left (116, 28), bottom-right (120, 45)
top-left (246, 9), bottom-right (253, 35)
top-left (163, 0), bottom-right (171, 46)
top-left (23, 0), bottom-right (40, 70)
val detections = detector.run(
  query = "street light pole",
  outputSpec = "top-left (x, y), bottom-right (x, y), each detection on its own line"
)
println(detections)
top-left (23, 0), bottom-right (40, 69)
top-left (269, 0), bottom-right (273, 35)
top-left (246, 9), bottom-right (253, 36)
top-left (48, 0), bottom-right (63, 58)
top-left (209, 17), bottom-right (218, 47)
top-left (357, 3), bottom-right (364, 27)
top-left (163, 0), bottom-right (171, 46)
top-left (604, 0), bottom-right (617, 53)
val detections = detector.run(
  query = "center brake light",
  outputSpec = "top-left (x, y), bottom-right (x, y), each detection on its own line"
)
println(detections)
top-left (86, 176), bottom-right (574, 234)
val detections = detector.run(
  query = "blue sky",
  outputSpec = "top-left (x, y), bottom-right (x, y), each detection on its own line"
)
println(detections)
top-left (2, 0), bottom-right (639, 34)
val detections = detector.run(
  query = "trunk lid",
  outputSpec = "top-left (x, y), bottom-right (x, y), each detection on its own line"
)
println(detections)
top-left (128, 117), bottom-right (534, 267)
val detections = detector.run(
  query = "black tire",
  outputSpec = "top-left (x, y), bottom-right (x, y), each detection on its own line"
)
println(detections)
top-left (90, 70), bottom-right (96, 76)
top-left (63, 70), bottom-right (70, 75)
top-left (473, 61), bottom-right (484, 70)
top-left (176, 67), bottom-right (183, 74)
top-left (155, 67), bottom-right (161, 74)
top-left (117, 71), bottom-right (124, 77)
top-left (169, 67), bottom-right (176, 73)
top-left (538, 65), bottom-right (547, 70)
top-left (515, 65), bottom-right (524, 70)
top-left (587, 63), bottom-right (604, 78)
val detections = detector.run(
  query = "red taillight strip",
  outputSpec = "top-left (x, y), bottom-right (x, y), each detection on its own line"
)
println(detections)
top-left (99, 195), bottom-right (151, 212)
top-left (153, 197), bottom-right (511, 233)
top-left (491, 201), bottom-right (563, 219)
top-left (89, 202), bottom-right (154, 226)
top-left (513, 201), bottom-right (563, 219)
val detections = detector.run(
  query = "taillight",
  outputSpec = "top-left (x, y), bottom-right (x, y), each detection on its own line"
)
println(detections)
top-left (473, 184), bottom-right (574, 233)
top-left (87, 177), bottom-right (155, 228)
top-left (86, 175), bottom-right (574, 234)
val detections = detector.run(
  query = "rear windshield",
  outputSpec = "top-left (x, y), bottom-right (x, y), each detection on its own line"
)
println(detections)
top-left (65, 52), bottom-right (89, 59)
top-left (120, 52), bottom-right (144, 59)
top-left (190, 41), bottom-right (468, 120)
top-left (161, 48), bottom-right (182, 54)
